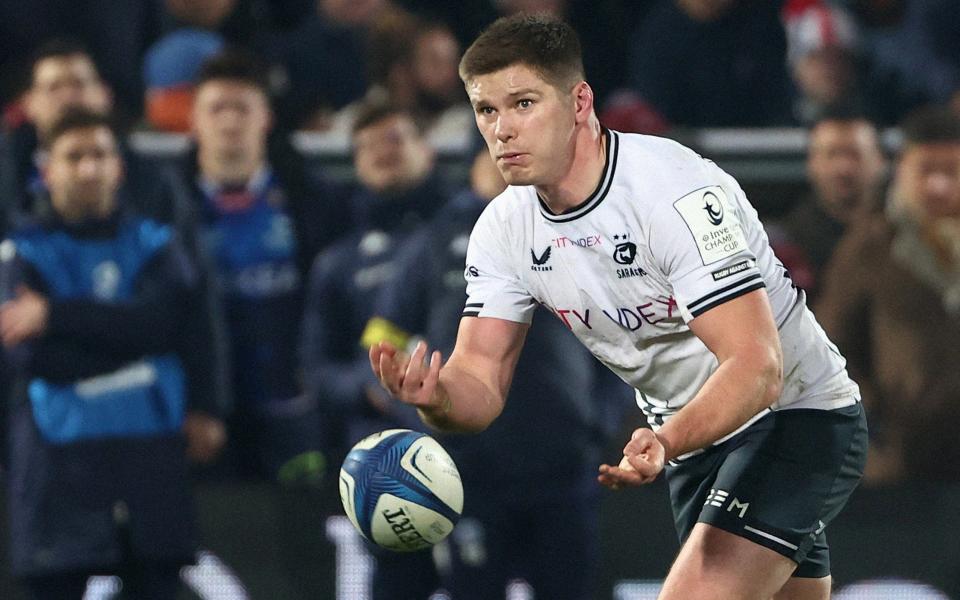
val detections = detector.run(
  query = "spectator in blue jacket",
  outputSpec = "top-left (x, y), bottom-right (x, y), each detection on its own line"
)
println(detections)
top-left (0, 109), bottom-right (213, 600)
top-left (176, 50), bottom-right (347, 484)
top-left (362, 150), bottom-right (635, 600)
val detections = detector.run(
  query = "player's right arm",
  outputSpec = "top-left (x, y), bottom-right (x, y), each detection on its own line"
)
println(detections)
top-left (370, 315), bottom-right (528, 433)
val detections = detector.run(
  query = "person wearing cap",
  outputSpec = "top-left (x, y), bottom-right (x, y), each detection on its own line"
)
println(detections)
top-left (143, 28), bottom-right (225, 133)
top-left (783, 0), bottom-right (937, 126)
top-left (783, 0), bottom-right (863, 125)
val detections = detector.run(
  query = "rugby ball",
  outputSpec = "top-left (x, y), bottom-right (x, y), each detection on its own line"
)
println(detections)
top-left (339, 429), bottom-right (463, 551)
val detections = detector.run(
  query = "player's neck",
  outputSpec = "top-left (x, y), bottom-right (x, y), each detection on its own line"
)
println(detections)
top-left (536, 121), bottom-right (606, 214)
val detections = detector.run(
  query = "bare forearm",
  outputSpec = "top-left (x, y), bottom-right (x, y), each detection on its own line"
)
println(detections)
top-left (418, 363), bottom-right (503, 433)
top-left (656, 355), bottom-right (781, 461)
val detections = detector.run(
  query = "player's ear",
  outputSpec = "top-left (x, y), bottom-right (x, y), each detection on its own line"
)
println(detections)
top-left (572, 81), bottom-right (594, 125)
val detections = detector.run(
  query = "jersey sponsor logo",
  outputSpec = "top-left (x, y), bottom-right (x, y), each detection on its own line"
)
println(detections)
top-left (530, 246), bottom-right (553, 271)
top-left (552, 235), bottom-right (602, 248)
top-left (710, 259), bottom-right (752, 281)
top-left (673, 186), bottom-right (747, 265)
top-left (263, 214), bottom-right (295, 252)
top-left (92, 260), bottom-right (121, 300)
top-left (548, 296), bottom-right (678, 331)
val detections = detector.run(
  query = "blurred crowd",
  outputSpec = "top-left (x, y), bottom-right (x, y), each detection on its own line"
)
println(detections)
top-left (0, 0), bottom-right (958, 599)
top-left (2, 0), bottom-right (960, 134)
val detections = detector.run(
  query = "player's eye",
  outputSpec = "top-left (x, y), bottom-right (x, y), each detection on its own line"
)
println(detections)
top-left (517, 99), bottom-right (533, 109)
top-left (476, 106), bottom-right (495, 116)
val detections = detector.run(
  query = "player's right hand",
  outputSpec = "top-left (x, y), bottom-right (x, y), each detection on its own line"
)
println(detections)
top-left (597, 428), bottom-right (665, 490)
top-left (370, 340), bottom-right (444, 411)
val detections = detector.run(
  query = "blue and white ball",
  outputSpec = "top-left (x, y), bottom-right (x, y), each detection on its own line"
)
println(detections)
top-left (339, 429), bottom-right (463, 552)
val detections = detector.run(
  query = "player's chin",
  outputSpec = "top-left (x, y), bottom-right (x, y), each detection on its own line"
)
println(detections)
top-left (498, 166), bottom-right (536, 186)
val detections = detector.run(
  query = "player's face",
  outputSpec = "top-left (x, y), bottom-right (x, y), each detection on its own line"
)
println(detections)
top-left (896, 143), bottom-right (960, 220)
top-left (27, 56), bottom-right (110, 133)
top-left (43, 126), bottom-right (123, 222)
top-left (467, 63), bottom-right (577, 187)
top-left (807, 120), bottom-right (885, 219)
top-left (192, 80), bottom-right (272, 165)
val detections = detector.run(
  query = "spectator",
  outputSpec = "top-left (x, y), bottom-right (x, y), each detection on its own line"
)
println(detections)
top-left (619, 0), bottom-right (793, 128)
top-left (176, 50), bottom-right (344, 484)
top-left (816, 105), bottom-right (960, 484)
top-left (0, 2), bottom-right (162, 118)
top-left (327, 16), bottom-right (473, 145)
top-left (266, 0), bottom-right (398, 130)
top-left (143, 29), bottom-right (225, 133)
top-left (783, 0), bottom-right (863, 125)
top-left (842, 0), bottom-right (960, 116)
top-left (164, 0), bottom-right (238, 30)
top-left (300, 104), bottom-right (447, 597)
top-left (363, 149), bottom-right (635, 600)
top-left (767, 112), bottom-right (887, 301)
top-left (0, 109), bottom-right (216, 599)
top-left (0, 40), bottom-right (186, 237)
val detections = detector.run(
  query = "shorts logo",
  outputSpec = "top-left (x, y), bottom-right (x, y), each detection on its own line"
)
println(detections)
top-left (704, 488), bottom-right (750, 518)
top-left (704, 488), bottom-right (729, 508)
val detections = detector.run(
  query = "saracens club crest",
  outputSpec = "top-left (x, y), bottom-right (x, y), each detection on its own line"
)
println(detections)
top-left (612, 233), bottom-right (637, 265)
top-left (612, 232), bottom-right (646, 279)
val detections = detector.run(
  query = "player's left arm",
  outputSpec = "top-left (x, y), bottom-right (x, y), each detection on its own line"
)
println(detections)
top-left (599, 288), bottom-right (782, 488)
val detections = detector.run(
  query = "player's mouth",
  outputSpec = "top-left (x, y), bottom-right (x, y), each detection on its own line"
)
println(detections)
top-left (497, 152), bottom-right (528, 165)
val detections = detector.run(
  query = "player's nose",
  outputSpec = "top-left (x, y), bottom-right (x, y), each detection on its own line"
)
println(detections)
top-left (494, 114), bottom-right (516, 142)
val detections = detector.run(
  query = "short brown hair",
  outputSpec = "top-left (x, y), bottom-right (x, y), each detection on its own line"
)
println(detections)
top-left (900, 105), bottom-right (960, 147)
top-left (351, 100), bottom-right (421, 138)
top-left (31, 38), bottom-right (96, 82)
top-left (196, 49), bottom-right (271, 97)
top-left (42, 108), bottom-right (118, 150)
top-left (459, 14), bottom-right (584, 90)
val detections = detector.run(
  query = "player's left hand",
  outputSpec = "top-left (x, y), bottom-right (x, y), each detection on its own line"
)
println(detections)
top-left (598, 428), bottom-right (665, 490)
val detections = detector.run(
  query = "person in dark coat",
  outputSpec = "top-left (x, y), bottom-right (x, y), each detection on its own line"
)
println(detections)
top-left (173, 50), bottom-right (349, 483)
top-left (0, 109), bottom-right (212, 600)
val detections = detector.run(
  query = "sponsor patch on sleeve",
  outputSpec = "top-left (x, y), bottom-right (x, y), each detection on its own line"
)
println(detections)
top-left (711, 259), bottom-right (754, 281)
top-left (673, 186), bottom-right (748, 265)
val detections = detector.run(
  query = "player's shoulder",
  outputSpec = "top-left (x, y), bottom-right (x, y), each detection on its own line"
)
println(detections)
top-left (615, 130), bottom-right (708, 170)
top-left (612, 130), bottom-right (734, 208)
top-left (474, 184), bottom-right (538, 233)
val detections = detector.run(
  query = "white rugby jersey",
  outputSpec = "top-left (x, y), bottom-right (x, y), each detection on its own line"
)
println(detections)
top-left (463, 129), bottom-right (859, 439)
